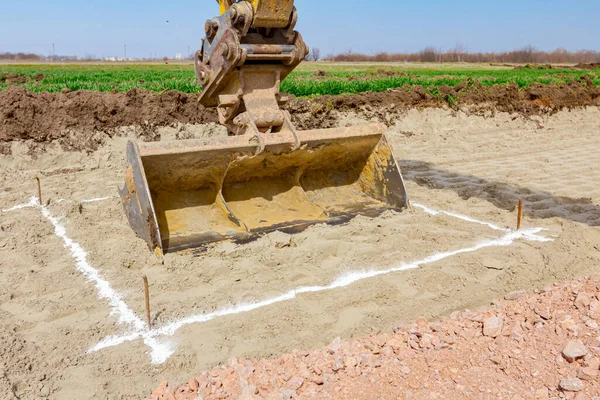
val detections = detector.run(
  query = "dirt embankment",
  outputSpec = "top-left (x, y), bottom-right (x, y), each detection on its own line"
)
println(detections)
top-left (291, 79), bottom-right (600, 130)
top-left (0, 88), bottom-right (218, 152)
top-left (497, 63), bottom-right (600, 71)
top-left (1, 79), bottom-right (599, 153)
top-left (575, 63), bottom-right (600, 70)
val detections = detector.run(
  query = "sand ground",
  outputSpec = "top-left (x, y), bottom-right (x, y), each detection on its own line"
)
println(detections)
top-left (1, 107), bottom-right (599, 399)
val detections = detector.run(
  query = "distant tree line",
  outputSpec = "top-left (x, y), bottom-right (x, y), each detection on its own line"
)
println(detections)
top-left (327, 46), bottom-right (600, 64)
top-left (3, 46), bottom-right (600, 64)
top-left (0, 52), bottom-right (183, 61)
top-left (0, 52), bottom-right (45, 60)
top-left (0, 52), bottom-right (80, 61)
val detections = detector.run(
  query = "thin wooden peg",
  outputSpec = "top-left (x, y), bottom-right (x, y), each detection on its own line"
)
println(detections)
top-left (143, 276), bottom-right (151, 329)
top-left (517, 199), bottom-right (523, 230)
top-left (35, 176), bottom-right (42, 205)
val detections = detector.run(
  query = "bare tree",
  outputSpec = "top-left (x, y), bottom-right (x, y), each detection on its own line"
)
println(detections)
top-left (448, 42), bottom-right (468, 62)
top-left (511, 45), bottom-right (537, 63)
top-left (305, 47), bottom-right (321, 61)
top-left (310, 47), bottom-right (321, 62)
top-left (420, 47), bottom-right (438, 62)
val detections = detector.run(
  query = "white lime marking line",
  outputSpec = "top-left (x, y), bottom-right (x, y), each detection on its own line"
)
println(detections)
top-left (88, 202), bottom-right (551, 364)
top-left (412, 202), bottom-right (509, 232)
top-left (1, 199), bottom-right (36, 213)
top-left (2, 196), bottom-right (552, 364)
top-left (2, 196), bottom-right (173, 362)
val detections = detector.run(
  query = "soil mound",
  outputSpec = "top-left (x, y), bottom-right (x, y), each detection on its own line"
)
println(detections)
top-left (1, 82), bottom-right (599, 152)
top-left (574, 63), bottom-right (600, 70)
top-left (514, 63), bottom-right (600, 71)
top-left (0, 73), bottom-right (44, 84)
top-left (289, 80), bottom-right (600, 130)
top-left (0, 73), bottom-right (28, 84)
top-left (0, 87), bottom-right (217, 151)
top-left (514, 64), bottom-right (554, 70)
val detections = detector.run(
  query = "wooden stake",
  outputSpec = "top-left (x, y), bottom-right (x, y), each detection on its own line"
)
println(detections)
top-left (517, 199), bottom-right (523, 230)
top-left (35, 176), bottom-right (42, 205)
top-left (143, 275), bottom-right (151, 329)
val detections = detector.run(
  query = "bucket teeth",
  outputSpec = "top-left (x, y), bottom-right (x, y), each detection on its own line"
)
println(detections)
top-left (120, 123), bottom-right (408, 254)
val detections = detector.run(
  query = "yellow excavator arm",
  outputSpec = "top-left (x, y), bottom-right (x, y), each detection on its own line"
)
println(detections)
top-left (217, 0), bottom-right (232, 15)
top-left (119, 0), bottom-right (408, 255)
top-left (217, 0), bottom-right (294, 28)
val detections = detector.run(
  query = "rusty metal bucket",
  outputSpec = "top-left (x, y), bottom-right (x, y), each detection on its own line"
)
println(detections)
top-left (120, 123), bottom-right (408, 255)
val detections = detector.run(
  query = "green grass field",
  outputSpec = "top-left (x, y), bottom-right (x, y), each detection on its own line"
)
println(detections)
top-left (1, 62), bottom-right (598, 97)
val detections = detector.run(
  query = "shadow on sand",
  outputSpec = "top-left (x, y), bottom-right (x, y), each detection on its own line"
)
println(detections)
top-left (401, 160), bottom-right (600, 227)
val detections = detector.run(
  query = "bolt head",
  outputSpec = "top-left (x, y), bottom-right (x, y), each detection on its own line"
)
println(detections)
top-left (205, 20), bottom-right (217, 39)
top-left (229, 7), bottom-right (238, 21)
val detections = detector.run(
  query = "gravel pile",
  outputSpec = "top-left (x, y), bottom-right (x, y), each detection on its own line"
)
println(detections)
top-left (149, 274), bottom-right (600, 399)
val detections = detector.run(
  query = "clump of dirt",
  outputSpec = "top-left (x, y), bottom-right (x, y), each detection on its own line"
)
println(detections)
top-left (515, 63), bottom-right (600, 71)
top-left (0, 73), bottom-right (44, 84)
top-left (312, 70), bottom-right (327, 77)
top-left (150, 274), bottom-right (600, 399)
top-left (0, 87), bottom-right (217, 151)
top-left (579, 75), bottom-right (594, 87)
top-left (514, 63), bottom-right (554, 70)
top-left (0, 73), bottom-right (28, 84)
top-left (346, 69), bottom-right (408, 82)
top-left (574, 63), bottom-right (600, 70)
top-left (376, 69), bottom-right (408, 78)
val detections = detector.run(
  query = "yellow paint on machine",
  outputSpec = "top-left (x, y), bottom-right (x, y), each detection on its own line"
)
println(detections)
top-left (218, 0), bottom-right (295, 28)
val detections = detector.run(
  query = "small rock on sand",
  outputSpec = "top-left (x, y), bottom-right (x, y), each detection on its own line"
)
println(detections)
top-left (483, 316), bottom-right (503, 337)
top-left (327, 337), bottom-right (341, 354)
top-left (332, 355), bottom-right (344, 372)
top-left (344, 356), bottom-right (357, 368)
top-left (287, 376), bottom-right (304, 390)
top-left (385, 338), bottom-right (403, 350)
top-left (577, 367), bottom-right (598, 381)
top-left (575, 293), bottom-right (592, 310)
top-left (40, 386), bottom-right (50, 397)
top-left (188, 377), bottom-right (199, 392)
top-left (559, 377), bottom-right (584, 392)
top-left (534, 307), bottom-right (551, 320)
top-left (562, 341), bottom-right (588, 363)
top-left (504, 290), bottom-right (526, 301)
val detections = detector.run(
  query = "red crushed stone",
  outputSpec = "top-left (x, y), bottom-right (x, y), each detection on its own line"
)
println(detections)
top-left (149, 274), bottom-right (600, 399)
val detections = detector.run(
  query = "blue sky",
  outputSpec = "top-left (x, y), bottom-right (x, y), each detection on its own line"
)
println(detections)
top-left (1, 0), bottom-right (598, 58)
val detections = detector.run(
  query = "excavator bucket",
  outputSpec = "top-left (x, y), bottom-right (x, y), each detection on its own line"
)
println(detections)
top-left (121, 1), bottom-right (410, 255)
top-left (120, 123), bottom-right (408, 254)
